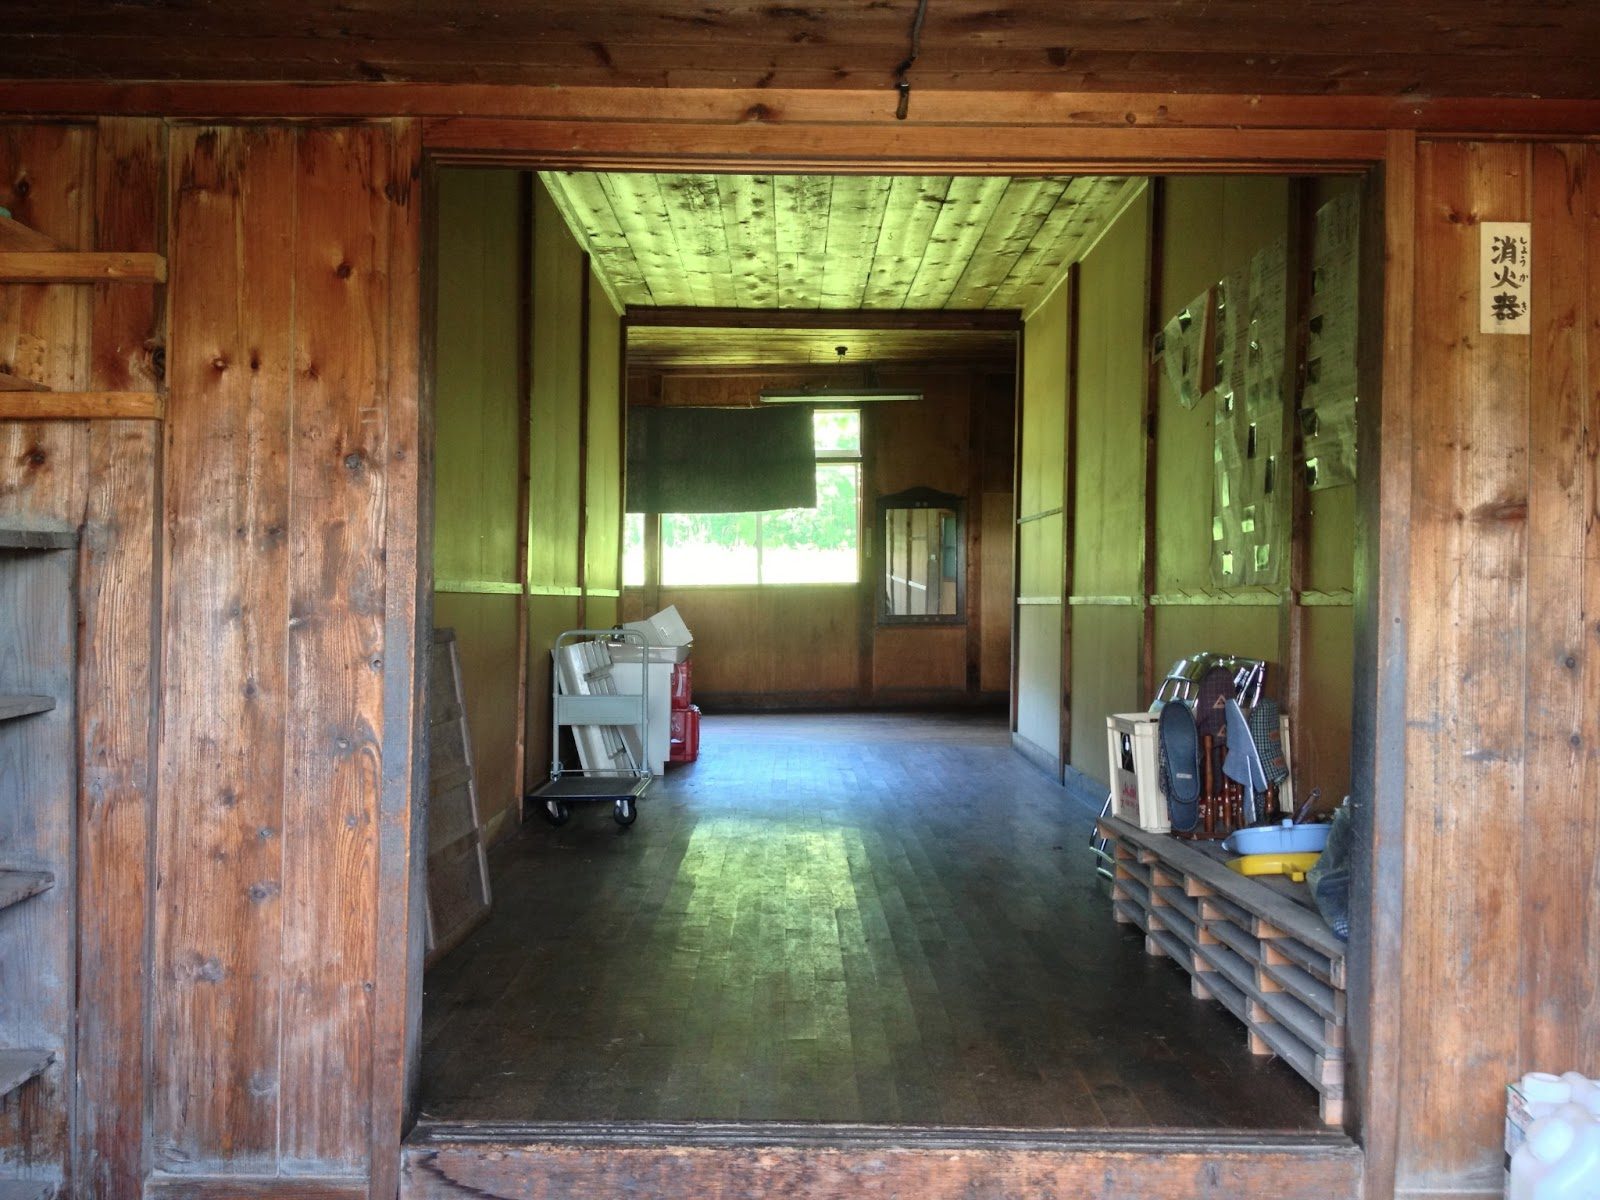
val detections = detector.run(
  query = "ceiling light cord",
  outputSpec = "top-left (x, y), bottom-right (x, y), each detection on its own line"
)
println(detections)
top-left (894, 0), bottom-right (930, 120)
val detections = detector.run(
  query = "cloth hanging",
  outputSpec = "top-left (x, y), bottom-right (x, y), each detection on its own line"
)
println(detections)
top-left (626, 405), bottom-right (818, 514)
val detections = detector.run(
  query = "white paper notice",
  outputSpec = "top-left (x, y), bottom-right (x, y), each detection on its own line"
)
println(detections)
top-left (1480, 221), bottom-right (1532, 335)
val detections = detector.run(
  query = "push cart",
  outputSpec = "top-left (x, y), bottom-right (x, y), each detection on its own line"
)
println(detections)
top-left (527, 628), bottom-right (652, 828)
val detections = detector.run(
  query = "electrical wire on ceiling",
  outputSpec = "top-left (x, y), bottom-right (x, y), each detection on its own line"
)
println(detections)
top-left (893, 0), bottom-right (931, 120)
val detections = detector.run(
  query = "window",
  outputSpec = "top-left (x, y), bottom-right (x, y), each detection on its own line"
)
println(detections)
top-left (624, 409), bottom-right (862, 588)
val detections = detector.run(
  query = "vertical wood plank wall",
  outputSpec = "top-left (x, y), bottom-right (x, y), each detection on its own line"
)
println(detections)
top-left (1019, 177), bottom-right (1359, 808)
top-left (0, 118), bottom-right (423, 1196)
top-left (432, 168), bottom-right (623, 826)
top-left (0, 118), bottom-right (164, 1199)
top-left (619, 365), bottom-right (1014, 708)
top-left (432, 169), bottom-right (524, 837)
top-left (1393, 139), bottom-right (1600, 1200)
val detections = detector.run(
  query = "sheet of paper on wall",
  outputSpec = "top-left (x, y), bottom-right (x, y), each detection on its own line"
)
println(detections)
top-left (1159, 290), bottom-right (1211, 409)
top-left (1479, 221), bottom-right (1531, 335)
top-left (1301, 191), bottom-right (1361, 491)
top-left (1212, 269), bottom-right (1249, 412)
top-left (1246, 238), bottom-right (1288, 418)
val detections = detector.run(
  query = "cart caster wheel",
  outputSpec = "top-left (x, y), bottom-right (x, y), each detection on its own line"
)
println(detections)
top-left (614, 798), bottom-right (637, 827)
top-left (543, 800), bottom-right (570, 826)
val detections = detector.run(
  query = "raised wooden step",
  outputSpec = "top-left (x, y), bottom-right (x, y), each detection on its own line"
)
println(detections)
top-left (0, 695), bottom-right (54, 722)
top-left (0, 870), bottom-right (52, 913)
top-left (0, 1049), bottom-right (53, 1100)
top-left (403, 1122), bottom-right (1363, 1200)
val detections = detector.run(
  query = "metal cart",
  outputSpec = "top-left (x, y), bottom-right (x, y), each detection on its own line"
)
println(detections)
top-left (527, 628), bottom-right (652, 828)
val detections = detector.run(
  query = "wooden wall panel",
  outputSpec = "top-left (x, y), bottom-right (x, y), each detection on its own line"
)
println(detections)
top-left (157, 125), bottom-right (298, 1173)
top-left (432, 168), bottom-right (525, 837)
top-left (1015, 280), bottom-right (1068, 769)
top-left (1391, 139), bottom-right (1600, 1197)
top-left (278, 125), bottom-right (392, 1169)
top-left (74, 116), bottom-right (166, 1200)
top-left (656, 586), bottom-right (858, 703)
top-left (155, 120), bottom-right (419, 1187)
top-left (1399, 139), bottom-right (1529, 1192)
top-left (527, 181), bottom-right (583, 592)
top-left (433, 169), bottom-right (522, 585)
top-left (584, 269), bottom-right (621, 595)
top-left (1068, 185), bottom-right (1149, 772)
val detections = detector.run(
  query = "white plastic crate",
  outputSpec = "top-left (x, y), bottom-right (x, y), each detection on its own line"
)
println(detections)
top-left (1106, 712), bottom-right (1168, 833)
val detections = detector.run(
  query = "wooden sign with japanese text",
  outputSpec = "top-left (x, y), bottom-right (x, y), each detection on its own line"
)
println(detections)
top-left (1480, 222), bottom-right (1532, 335)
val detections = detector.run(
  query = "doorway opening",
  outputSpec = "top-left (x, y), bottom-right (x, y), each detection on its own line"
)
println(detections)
top-left (415, 163), bottom-right (1371, 1149)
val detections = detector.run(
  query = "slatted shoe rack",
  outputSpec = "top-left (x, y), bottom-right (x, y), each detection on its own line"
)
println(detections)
top-left (0, 520), bottom-right (78, 1200)
top-left (1097, 813), bottom-right (1347, 1126)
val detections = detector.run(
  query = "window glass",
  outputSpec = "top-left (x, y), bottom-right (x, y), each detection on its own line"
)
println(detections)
top-left (638, 410), bottom-right (862, 588)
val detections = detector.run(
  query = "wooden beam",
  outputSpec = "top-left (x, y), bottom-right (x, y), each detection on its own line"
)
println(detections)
top-left (0, 391), bottom-right (164, 419)
top-left (402, 1123), bottom-right (1362, 1200)
top-left (1138, 181), bottom-right (1164, 707)
top-left (0, 213), bottom-right (64, 252)
top-left (625, 307), bottom-right (1022, 331)
top-left (3, 82), bottom-right (1600, 137)
top-left (0, 250), bottom-right (165, 283)
top-left (427, 119), bottom-right (1385, 174)
top-left (0, 372), bottom-right (49, 391)
top-left (1058, 263), bottom-right (1080, 776)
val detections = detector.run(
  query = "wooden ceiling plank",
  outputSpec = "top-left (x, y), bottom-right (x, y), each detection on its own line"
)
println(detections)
top-left (821, 175), bottom-right (894, 310)
top-left (599, 171), bottom-right (694, 307)
top-left (658, 172), bottom-right (737, 308)
top-left (989, 176), bottom-right (1125, 311)
top-left (902, 175), bottom-right (1012, 309)
top-left (540, 170), bottom-right (646, 308)
top-left (719, 173), bottom-right (778, 309)
top-left (861, 176), bottom-right (953, 310)
top-left (944, 176), bottom-right (1071, 309)
top-left (774, 174), bottom-right (834, 310)
top-left (626, 324), bottom-right (1017, 371)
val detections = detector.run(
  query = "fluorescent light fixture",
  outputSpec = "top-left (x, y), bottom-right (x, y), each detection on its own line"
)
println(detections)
top-left (759, 387), bottom-right (923, 404)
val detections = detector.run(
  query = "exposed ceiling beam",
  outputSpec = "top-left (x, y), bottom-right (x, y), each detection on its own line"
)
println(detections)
top-left (624, 307), bottom-right (1021, 331)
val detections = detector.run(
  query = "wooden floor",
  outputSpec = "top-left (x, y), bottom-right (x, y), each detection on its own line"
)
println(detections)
top-left (420, 712), bottom-right (1323, 1129)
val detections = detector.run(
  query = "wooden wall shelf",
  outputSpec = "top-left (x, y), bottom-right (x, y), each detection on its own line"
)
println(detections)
top-left (0, 871), bottom-right (52, 914)
top-left (0, 523), bottom-right (76, 551)
top-left (0, 251), bottom-right (166, 284)
top-left (0, 696), bottom-right (55, 722)
top-left (1098, 815), bottom-right (1347, 1126)
top-left (0, 1049), bottom-right (53, 1101)
top-left (0, 392), bottom-right (165, 421)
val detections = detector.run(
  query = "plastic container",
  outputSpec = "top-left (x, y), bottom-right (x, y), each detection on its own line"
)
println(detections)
top-left (1508, 1102), bottom-right (1600, 1199)
top-left (1509, 1074), bottom-right (1582, 1172)
top-left (1223, 820), bottom-right (1330, 856)
top-left (669, 704), bottom-right (700, 764)
top-left (1105, 713), bottom-right (1167, 833)
top-left (670, 659), bottom-right (693, 710)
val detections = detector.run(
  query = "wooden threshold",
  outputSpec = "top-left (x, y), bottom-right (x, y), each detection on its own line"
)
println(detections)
top-left (403, 1121), bottom-right (1362, 1199)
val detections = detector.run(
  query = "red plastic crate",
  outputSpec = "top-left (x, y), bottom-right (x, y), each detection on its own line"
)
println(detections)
top-left (670, 659), bottom-right (693, 710)
top-left (669, 704), bottom-right (701, 763)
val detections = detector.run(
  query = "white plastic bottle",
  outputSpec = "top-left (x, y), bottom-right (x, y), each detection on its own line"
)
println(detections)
top-left (1508, 1103), bottom-right (1600, 1200)
top-left (1560, 1073), bottom-right (1600, 1119)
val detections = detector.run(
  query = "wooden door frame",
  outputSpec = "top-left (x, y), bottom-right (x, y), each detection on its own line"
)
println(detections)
top-left (408, 115), bottom-right (1411, 1200)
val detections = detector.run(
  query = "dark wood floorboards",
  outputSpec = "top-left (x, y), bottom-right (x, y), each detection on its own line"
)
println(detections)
top-left (419, 712), bottom-right (1323, 1129)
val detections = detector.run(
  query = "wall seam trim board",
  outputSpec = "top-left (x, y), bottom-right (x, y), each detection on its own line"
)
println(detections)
top-left (435, 580), bottom-right (522, 594)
